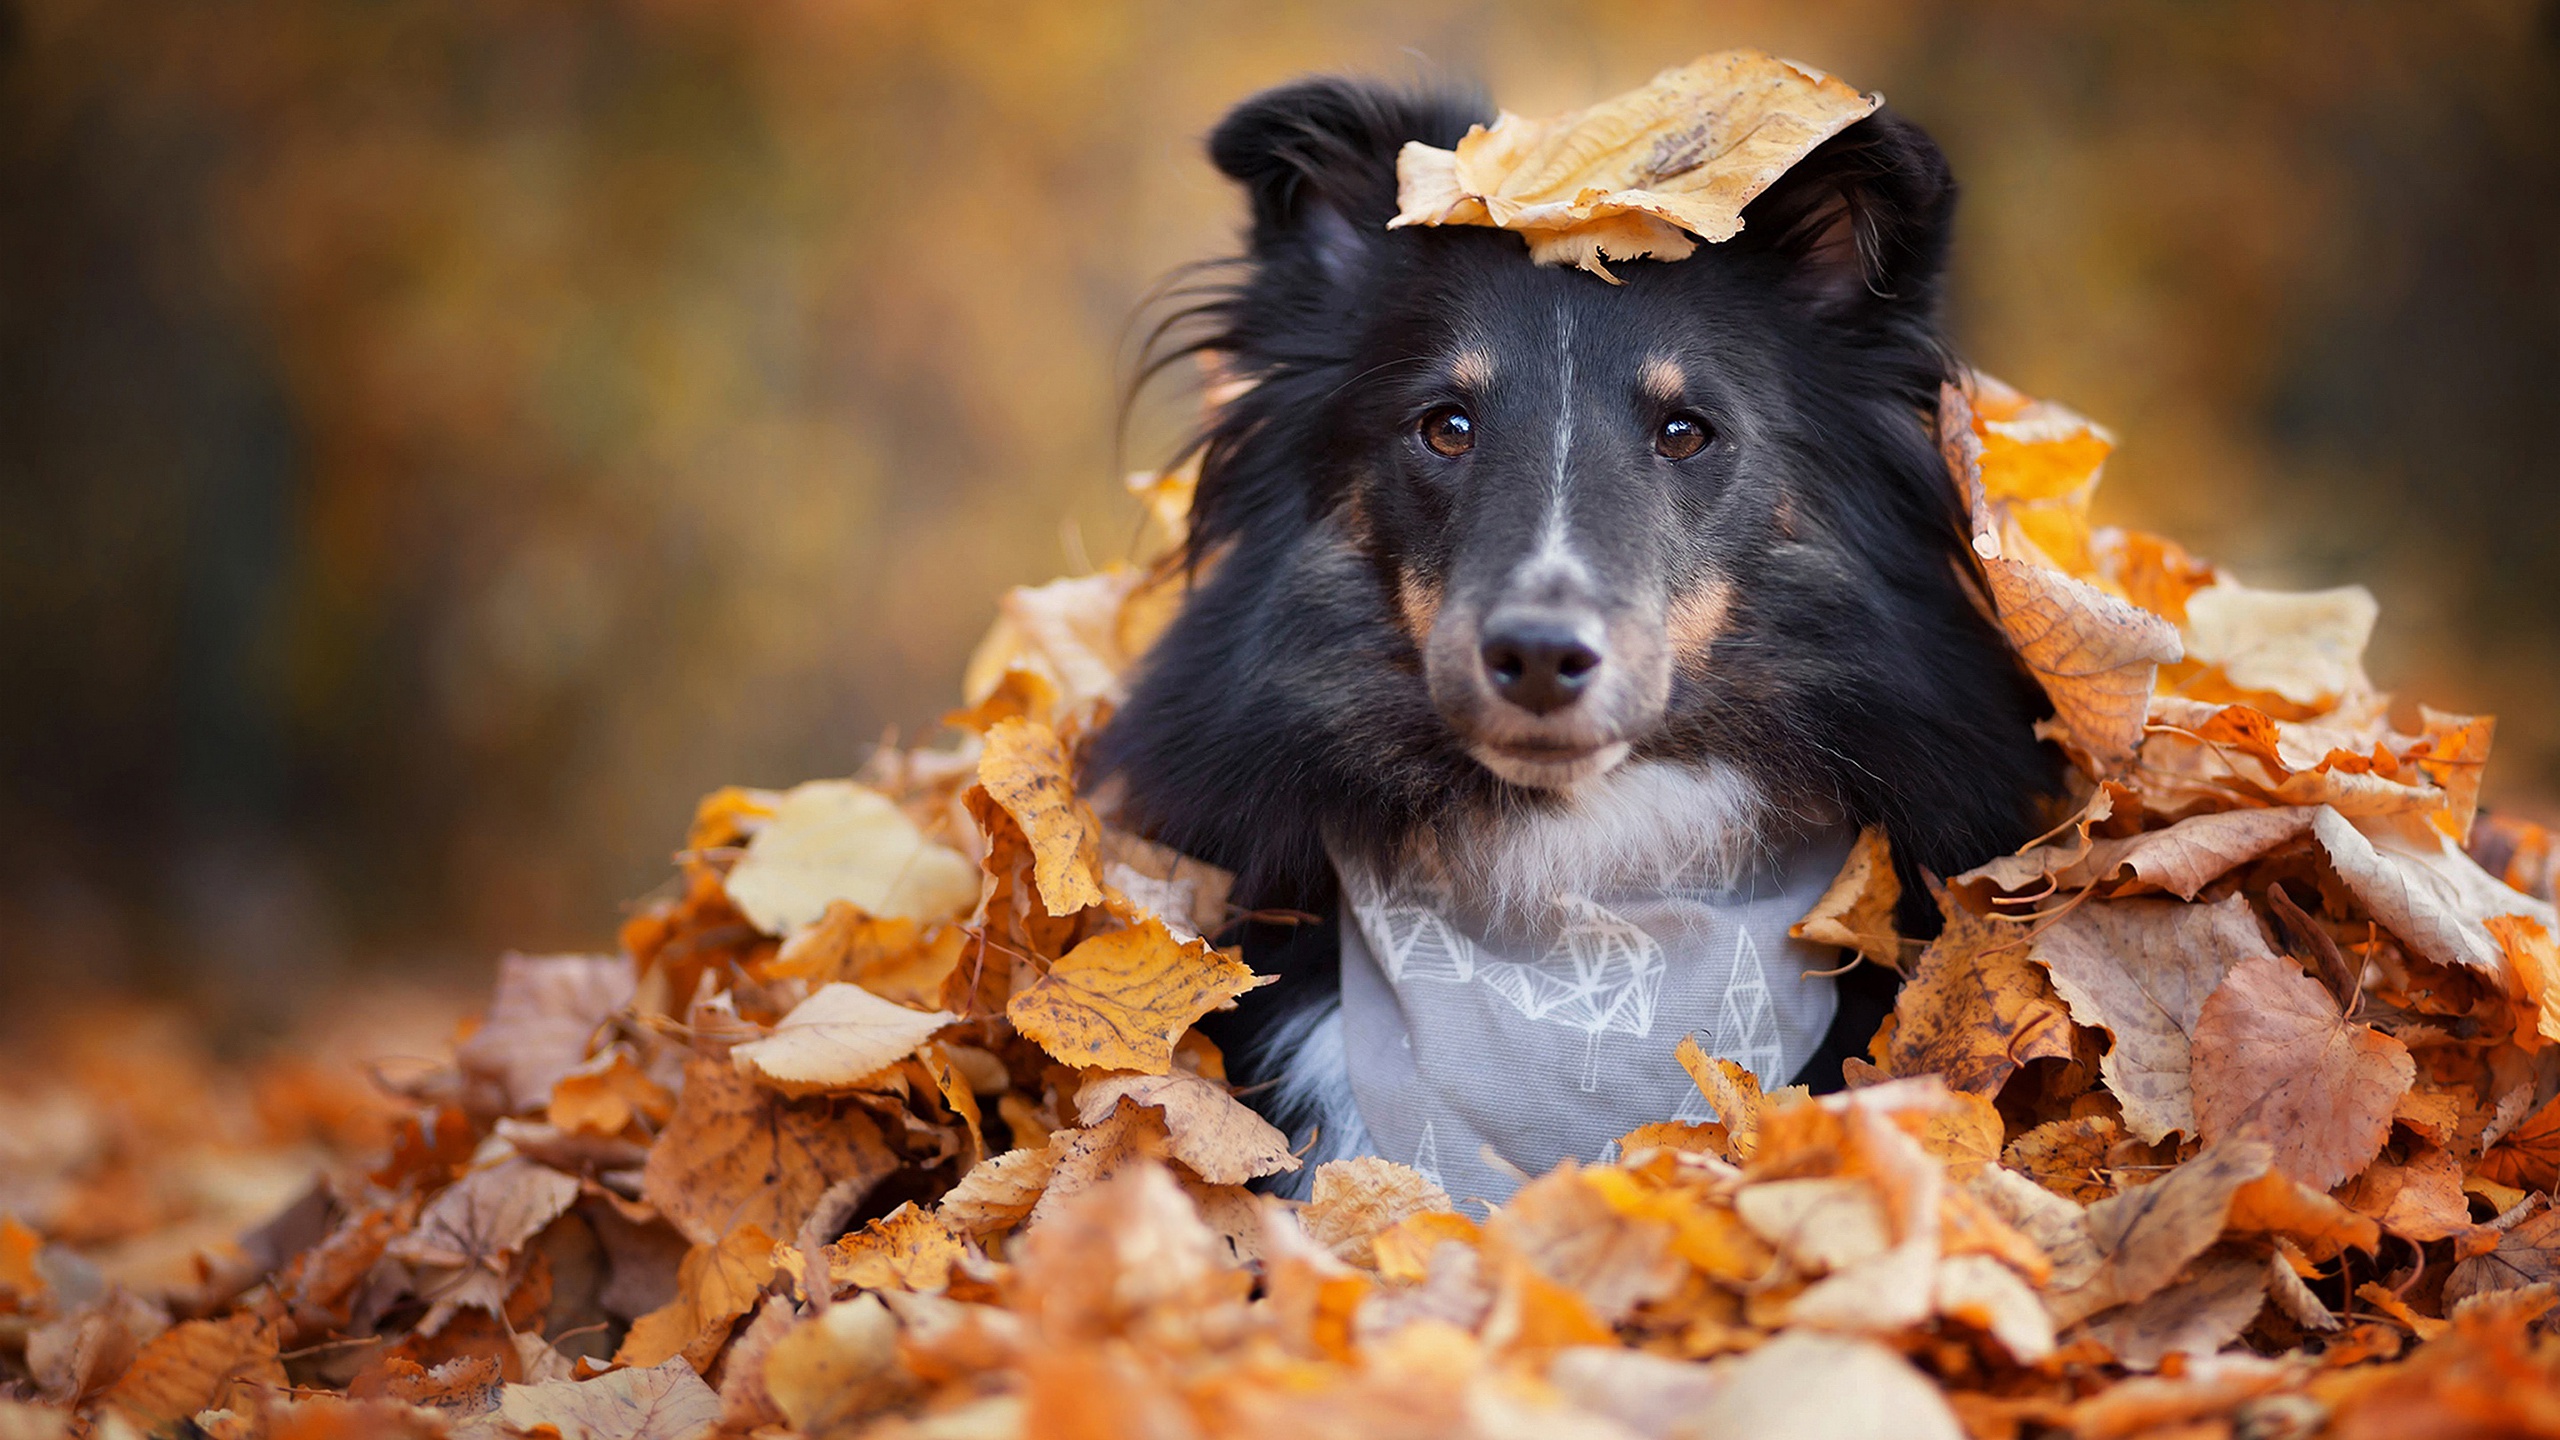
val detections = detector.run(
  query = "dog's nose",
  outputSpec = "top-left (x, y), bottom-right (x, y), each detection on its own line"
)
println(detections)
top-left (1479, 614), bottom-right (1603, 715)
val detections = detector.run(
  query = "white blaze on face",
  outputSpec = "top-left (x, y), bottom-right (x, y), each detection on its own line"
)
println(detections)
top-left (1522, 300), bottom-right (1594, 600)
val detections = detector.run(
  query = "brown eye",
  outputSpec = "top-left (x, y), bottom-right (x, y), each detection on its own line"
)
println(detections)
top-left (1420, 406), bottom-right (1474, 458)
top-left (1657, 414), bottom-right (1711, 460)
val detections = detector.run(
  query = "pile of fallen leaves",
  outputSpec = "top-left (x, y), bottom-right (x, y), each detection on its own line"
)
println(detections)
top-left (15, 368), bottom-right (2560, 1440)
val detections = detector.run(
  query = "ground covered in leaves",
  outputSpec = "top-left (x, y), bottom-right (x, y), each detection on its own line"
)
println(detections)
top-left (15, 369), bottom-right (2560, 1440)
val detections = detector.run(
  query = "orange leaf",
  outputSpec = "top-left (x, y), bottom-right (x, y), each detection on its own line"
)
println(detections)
top-left (2189, 956), bottom-right (2414, 1189)
top-left (640, 1059), bottom-right (900, 1246)
top-left (977, 717), bottom-right (1105, 917)
top-left (1878, 900), bottom-right (2076, 1096)
top-left (615, 1223), bottom-right (778, 1372)
top-left (1005, 917), bottom-right (1264, 1073)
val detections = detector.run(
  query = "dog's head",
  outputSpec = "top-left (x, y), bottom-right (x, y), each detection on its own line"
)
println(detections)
top-left (1105, 78), bottom-right (2052, 899)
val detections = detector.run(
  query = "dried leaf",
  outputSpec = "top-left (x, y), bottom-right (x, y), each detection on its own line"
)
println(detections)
top-left (977, 718), bottom-right (1106, 917)
top-left (1961, 806), bottom-right (2320, 901)
top-left (2477, 1092), bottom-right (2560, 1192)
top-left (2001, 1114), bottom-right (2119, 1204)
top-left (2313, 806), bottom-right (2551, 981)
top-left (2077, 1250), bottom-right (2265, 1370)
top-left (2180, 580), bottom-right (2378, 713)
top-left (2050, 1139), bottom-right (2270, 1327)
top-left (1686, 1332), bottom-right (1965, 1440)
top-left (1790, 826), bottom-right (1904, 968)
top-left (2224, 1170), bottom-right (2380, 1260)
top-left (387, 1157), bottom-right (581, 1274)
top-left (2446, 1206), bottom-right (2560, 1307)
top-left (455, 952), bottom-right (633, 1114)
top-left (2493, 913), bottom-right (2560, 1048)
top-left (641, 1058), bottom-right (900, 1246)
top-left (97, 1315), bottom-right (284, 1432)
top-left (722, 779), bottom-right (980, 934)
top-left (2031, 895), bottom-right (2273, 1144)
top-left (812, 1203), bottom-right (964, 1296)
top-left (2265, 1242), bottom-right (2342, 1332)
top-left (1878, 900), bottom-right (2076, 1095)
top-left (615, 1222), bottom-right (778, 1371)
top-left (495, 1358), bottom-right (722, 1440)
top-left (730, 983), bottom-right (957, 1096)
top-left (761, 1293), bottom-right (905, 1438)
top-left (1389, 49), bottom-right (1880, 277)
top-left (2189, 955), bottom-right (2414, 1189)
top-left (2334, 1146), bottom-right (2473, 1243)
top-left (938, 1143), bottom-right (1059, 1239)
top-left (1933, 1252), bottom-right (2057, 1362)
top-left (1483, 1165), bottom-right (1685, 1324)
top-left (1072, 1071), bottom-right (1298, 1186)
top-left (1025, 1097), bottom-right (1176, 1230)
top-left (1005, 917), bottom-right (1263, 1073)
top-left (1300, 1158), bottom-right (1454, 1269)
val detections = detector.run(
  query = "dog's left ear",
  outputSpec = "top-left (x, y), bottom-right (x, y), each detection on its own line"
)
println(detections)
top-left (1735, 108), bottom-right (1956, 315)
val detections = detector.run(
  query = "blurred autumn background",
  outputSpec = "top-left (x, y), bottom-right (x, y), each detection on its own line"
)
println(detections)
top-left (7, 0), bottom-right (2559, 1026)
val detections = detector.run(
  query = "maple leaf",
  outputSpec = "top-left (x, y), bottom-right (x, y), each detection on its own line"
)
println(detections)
top-left (1005, 917), bottom-right (1264, 1073)
top-left (1388, 49), bottom-right (1879, 278)
top-left (495, 1358), bottom-right (723, 1440)
top-left (1072, 1071), bottom-right (1299, 1186)
top-left (1878, 899), bottom-right (2076, 1096)
top-left (640, 1058), bottom-right (900, 1246)
top-left (2048, 1138), bottom-right (2269, 1327)
top-left (616, 1222), bottom-right (778, 1371)
top-left (1790, 826), bottom-right (1904, 969)
top-left (1300, 1158), bottom-right (1452, 1269)
top-left (455, 952), bottom-right (633, 1115)
top-left (720, 779), bottom-right (980, 934)
top-left (977, 717), bottom-right (1106, 917)
top-left (2188, 955), bottom-right (2413, 1189)
top-left (729, 983), bottom-right (957, 1096)
top-left (2031, 894), bottom-right (2273, 1144)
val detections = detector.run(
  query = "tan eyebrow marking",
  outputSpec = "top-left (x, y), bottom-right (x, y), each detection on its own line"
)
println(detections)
top-left (1641, 355), bottom-right (1686, 402)
top-left (1449, 348), bottom-right (1495, 390)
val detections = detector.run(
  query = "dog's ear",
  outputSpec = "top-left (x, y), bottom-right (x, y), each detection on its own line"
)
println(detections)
top-left (1735, 108), bottom-right (1956, 316)
top-left (1210, 78), bottom-right (1486, 288)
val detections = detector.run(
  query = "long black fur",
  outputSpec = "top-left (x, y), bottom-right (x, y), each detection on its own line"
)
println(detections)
top-left (1091, 77), bottom-right (2059, 1088)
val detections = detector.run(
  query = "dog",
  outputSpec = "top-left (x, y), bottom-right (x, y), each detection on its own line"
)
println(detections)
top-left (1091, 76), bottom-right (2059, 1202)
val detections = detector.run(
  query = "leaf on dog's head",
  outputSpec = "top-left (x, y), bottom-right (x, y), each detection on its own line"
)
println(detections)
top-left (1005, 917), bottom-right (1265, 1074)
top-left (1389, 49), bottom-right (1879, 278)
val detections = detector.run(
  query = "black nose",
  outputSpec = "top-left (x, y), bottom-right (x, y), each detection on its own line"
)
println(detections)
top-left (1479, 615), bottom-right (1603, 715)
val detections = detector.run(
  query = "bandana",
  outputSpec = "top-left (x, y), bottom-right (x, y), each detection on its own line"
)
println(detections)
top-left (1335, 828), bottom-right (1848, 1206)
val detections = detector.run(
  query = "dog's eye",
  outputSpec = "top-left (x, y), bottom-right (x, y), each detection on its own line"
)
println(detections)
top-left (1656, 414), bottom-right (1712, 460)
top-left (1419, 406), bottom-right (1474, 458)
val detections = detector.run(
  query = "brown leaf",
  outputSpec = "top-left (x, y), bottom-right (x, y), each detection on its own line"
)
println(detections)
top-left (2031, 894), bottom-right (2274, 1144)
top-left (455, 952), bottom-right (633, 1114)
top-left (1300, 1158), bottom-right (1454, 1269)
top-left (1790, 826), bottom-right (1905, 969)
top-left (495, 1358), bottom-right (722, 1440)
top-left (2492, 913), bottom-right (2560, 1048)
top-left (2265, 1242), bottom-right (2343, 1332)
top-left (1483, 1165), bottom-right (1685, 1324)
top-left (1025, 1096), bottom-right (1176, 1230)
top-left (2001, 1114), bottom-right (2120, 1204)
top-left (729, 983), bottom-right (956, 1096)
top-left (2076, 1250), bottom-right (2265, 1370)
top-left (2189, 955), bottom-right (2414, 1188)
top-left (1005, 917), bottom-right (1263, 1074)
top-left (812, 1203), bottom-right (964, 1296)
top-left (387, 1156), bottom-right (581, 1284)
top-left (614, 1222), bottom-right (778, 1372)
top-left (2180, 579), bottom-right (2378, 714)
top-left (1388, 49), bottom-right (1880, 277)
top-left (2334, 1146), bottom-right (2473, 1243)
top-left (1675, 1035), bottom-right (1781, 1156)
top-left (2445, 1205), bottom-right (2560, 1307)
top-left (1961, 807), bottom-right (2320, 901)
top-left (641, 1058), bottom-right (900, 1246)
top-left (2049, 1138), bottom-right (2270, 1327)
top-left (548, 1050), bottom-right (677, 1137)
top-left (27, 1290), bottom-right (169, 1406)
top-left (2314, 806), bottom-right (2554, 980)
top-left (2476, 1092), bottom-right (2560, 1192)
top-left (1878, 900), bottom-right (2076, 1095)
top-left (1011, 1160), bottom-right (1235, 1340)
top-left (1072, 1071), bottom-right (1299, 1186)
top-left (721, 779), bottom-right (979, 934)
top-left (937, 1143), bottom-right (1060, 1239)
top-left (97, 1315), bottom-right (284, 1432)
top-left (977, 717), bottom-right (1106, 917)
top-left (2224, 1171), bottom-right (2380, 1260)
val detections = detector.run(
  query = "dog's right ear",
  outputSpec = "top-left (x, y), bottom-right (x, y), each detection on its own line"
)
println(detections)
top-left (1209, 79), bottom-right (1486, 288)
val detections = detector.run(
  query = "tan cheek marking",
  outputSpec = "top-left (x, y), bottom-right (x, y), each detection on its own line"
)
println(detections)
top-left (1641, 355), bottom-right (1685, 402)
top-left (1398, 567), bottom-right (1444, 643)
top-left (1773, 494), bottom-right (1802, 541)
top-left (1449, 349), bottom-right (1494, 390)
top-left (1667, 576), bottom-right (1735, 665)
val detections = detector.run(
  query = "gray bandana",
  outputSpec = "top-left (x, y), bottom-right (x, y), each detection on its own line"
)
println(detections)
top-left (1336, 829), bottom-right (1848, 1207)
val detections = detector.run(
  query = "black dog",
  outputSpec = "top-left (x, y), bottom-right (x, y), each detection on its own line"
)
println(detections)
top-left (1092, 77), bottom-right (2057, 1190)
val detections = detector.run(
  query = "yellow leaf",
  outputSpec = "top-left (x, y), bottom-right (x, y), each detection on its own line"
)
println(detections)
top-left (760, 1295), bottom-right (904, 1438)
top-left (1072, 1071), bottom-right (1299, 1185)
top-left (721, 780), bottom-right (979, 933)
top-left (812, 1203), bottom-right (964, 1297)
top-left (1299, 1157), bottom-right (1452, 1269)
top-left (1389, 50), bottom-right (1879, 279)
top-left (977, 717), bottom-right (1105, 917)
top-left (1790, 826), bottom-right (1904, 969)
top-left (616, 1223), bottom-right (779, 1372)
top-left (730, 983), bottom-right (956, 1096)
top-left (1005, 917), bottom-right (1264, 1073)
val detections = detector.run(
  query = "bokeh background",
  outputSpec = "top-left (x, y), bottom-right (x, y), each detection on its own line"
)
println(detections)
top-left (8, 0), bottom-right (2558, 1022)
